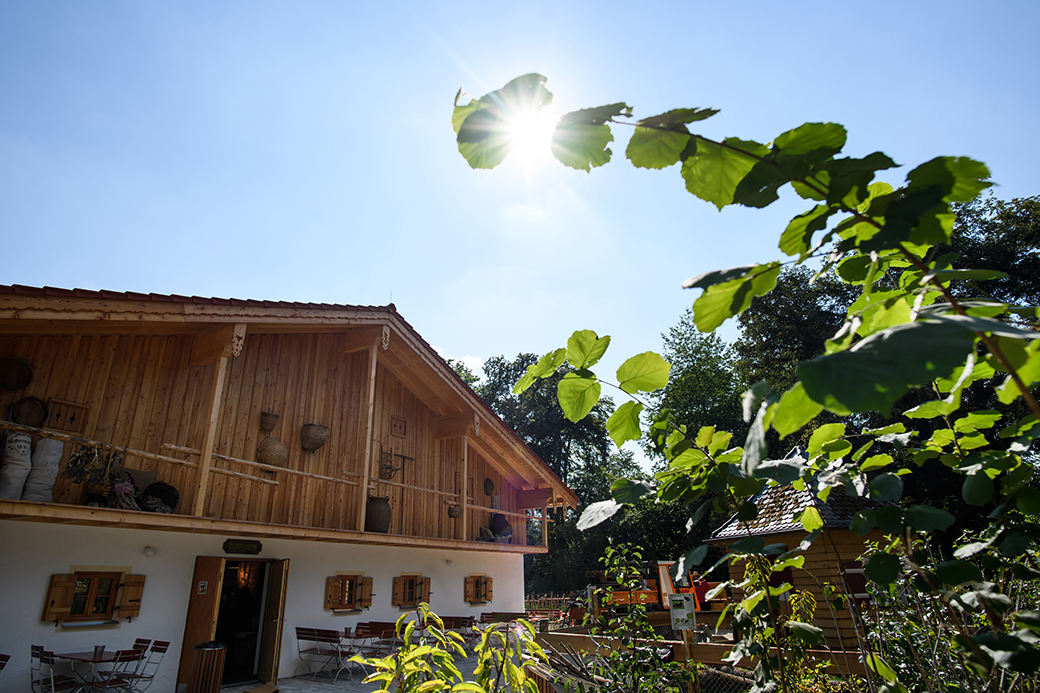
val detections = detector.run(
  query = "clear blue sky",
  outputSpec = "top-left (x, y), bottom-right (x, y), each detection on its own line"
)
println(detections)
top-left (2, 1), bottom-right (1038, 396)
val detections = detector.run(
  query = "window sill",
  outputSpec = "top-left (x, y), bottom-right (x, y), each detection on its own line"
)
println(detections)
top-left (61, 619), bottom-right (119, 628)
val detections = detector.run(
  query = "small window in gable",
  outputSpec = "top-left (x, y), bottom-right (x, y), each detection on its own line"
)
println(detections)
top-left (325, 574), bottom-right (373, 612)
top-left (464, 575), bottom-right (493, 604)
top-left (392, 574), bottom-right (430, 608)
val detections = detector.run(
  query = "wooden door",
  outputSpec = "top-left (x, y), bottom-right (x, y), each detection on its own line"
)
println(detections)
top-left (257, 559), bottom-right (289, 683)
top-left (177, 556), bottom-right (226, 684)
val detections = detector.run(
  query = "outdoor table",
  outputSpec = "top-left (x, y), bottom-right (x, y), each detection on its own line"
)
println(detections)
top-left (54, 650), bottom-right (119, 688)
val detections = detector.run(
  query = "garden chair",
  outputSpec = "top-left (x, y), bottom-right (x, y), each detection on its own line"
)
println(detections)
top-left (89, 649), bottom-right (144, 693)
top-left (29, 647), bottom-right (80, 693)
top-left (123, 641), bottom-right (168, 692)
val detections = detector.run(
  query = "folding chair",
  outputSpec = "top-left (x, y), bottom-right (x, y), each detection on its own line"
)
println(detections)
top-left (29, 647), bottom-right (80, 693)
top-left (123, 641), bottom-right (168, 692)
top-left (89, 649), bottom-right (143, 693)
top-left (131, 640), bottom-right (151, 652)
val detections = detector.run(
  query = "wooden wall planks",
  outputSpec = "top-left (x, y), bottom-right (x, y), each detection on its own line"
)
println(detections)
top-left (0, 331), bottom-right (528, 542)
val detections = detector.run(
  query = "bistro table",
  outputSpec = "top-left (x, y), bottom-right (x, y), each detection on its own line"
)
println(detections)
top-left (54, 649), bottom-right (136, 691)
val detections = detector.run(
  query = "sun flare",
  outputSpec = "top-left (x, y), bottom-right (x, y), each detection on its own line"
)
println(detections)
top-left (508, 110), bottom-right (559, 165)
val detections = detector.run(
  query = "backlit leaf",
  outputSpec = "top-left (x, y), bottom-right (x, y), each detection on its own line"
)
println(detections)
top-left (907, 156), bottom-right (992, 203)
top-left (611, 478), bottom-right (655, 504)
top-left (681, 137), bottom-right (768, 210)
top-left (557, 372), bottom-right (601, 422)
top-left (780, 204), bottom-right (837, 257)
top-left (787, 621), bottom-right (826, 646)
top-left (551, 104), bottom-right (630, 172)
top-left (626, 127), bottom-right (690, 169)
top-left (606, 401), bottom-right (644, 447)
top-left (772, 383), bottom-right (823, 438)
top-left (808, 423), bottom-right (846, 458)
top-left (616, 351), bottom-right (671, 394)
top-left (513, 348), bottom-right (566, 394)
top-left (692, 263), bottom-right (781, 332)
top-left (576, 499), bottom-right (621, 530)
top-left (637, 107), bottom-right (719, 129)
top-left (800, 506), bottom-right (824, 532)
top-left (682, 264), bottom-right (760, 290)
top-left (567, 329), bottom-right (610, 370)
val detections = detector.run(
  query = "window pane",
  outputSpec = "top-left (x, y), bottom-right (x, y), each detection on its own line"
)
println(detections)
top-left (96, 578), bottom-right (114, 596)
top-left (92, 596), bottom-right (109, 615)
top-left (74, 578), bottom-right (91, 595)
top-left (70, 596), bottom-right (87, 615)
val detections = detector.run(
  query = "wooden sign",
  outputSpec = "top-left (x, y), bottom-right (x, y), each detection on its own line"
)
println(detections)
top-left (222, 539), bottom-right (262, 555)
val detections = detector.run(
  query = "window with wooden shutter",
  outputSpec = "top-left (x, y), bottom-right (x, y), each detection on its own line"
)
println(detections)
top-left (358, 577), bottom-right (374, 609)
top-left (485, 577), bottom-right (493, 603)
top-left (117, 575), bottom-right (146, 620)
top-left (392, 574), bottom-right (424, 608)
top-left (42, 574), bottom-right (77, 623)
top-left (325, 574), bottom-right (365, 611)
top-left (464, 575), bottom-right (492, 604)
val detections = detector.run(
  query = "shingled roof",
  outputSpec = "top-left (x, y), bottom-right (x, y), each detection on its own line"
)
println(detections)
top-left (708, 483), bottom-right (891, 542)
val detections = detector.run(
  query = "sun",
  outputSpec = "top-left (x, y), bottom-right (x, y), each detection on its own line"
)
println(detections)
top-left (508, 110), bottom-right (559, 165)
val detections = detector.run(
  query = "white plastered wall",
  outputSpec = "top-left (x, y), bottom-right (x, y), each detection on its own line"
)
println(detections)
top-left (0, 520), bottom-right (525, 691)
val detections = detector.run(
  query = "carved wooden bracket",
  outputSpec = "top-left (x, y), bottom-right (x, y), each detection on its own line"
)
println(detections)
top-left (189, 324), bottom-right (247, 367)
top-left (434, 411), bottom-right (479, 440)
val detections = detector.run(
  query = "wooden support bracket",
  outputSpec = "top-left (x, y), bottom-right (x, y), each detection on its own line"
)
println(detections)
top-left (434, 412), bottom-right (478, 440)
top-left (189, 324), bottom-right (247, 367)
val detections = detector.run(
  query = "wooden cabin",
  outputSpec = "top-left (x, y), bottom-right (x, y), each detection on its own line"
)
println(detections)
top-left (705, 483), bottom-right (884, 650)
top-left (0, 285), bottom-right (577, 690)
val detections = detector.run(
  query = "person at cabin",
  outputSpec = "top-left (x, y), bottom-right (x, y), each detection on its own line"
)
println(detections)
top-left (692, 574), bottom-right (711, 611)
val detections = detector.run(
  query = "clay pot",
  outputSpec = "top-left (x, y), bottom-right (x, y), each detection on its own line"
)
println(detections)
top-left (300, 424), bottom-right (329, 451)
top-left (365, 496), bottom-right (392, 533)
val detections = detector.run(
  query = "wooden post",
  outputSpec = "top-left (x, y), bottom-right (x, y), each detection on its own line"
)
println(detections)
top-left (460, 436), bottom-right (469, 541)
top-left (356, 342), bottom-right (379, 531)
top-left (192, 324), bottom-right (245, 516)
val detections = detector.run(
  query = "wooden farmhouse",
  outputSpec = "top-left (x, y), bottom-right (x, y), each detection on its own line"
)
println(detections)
top-left (705, 483), bottom-right (884, 650)
top-left (0, 285), bottom-right (577, 689)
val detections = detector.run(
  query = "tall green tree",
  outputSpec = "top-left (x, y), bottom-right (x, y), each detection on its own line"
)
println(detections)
top-left (652, 310), bottom-right (747, 446)
top-left (476, 353), bottom-right (611, 484)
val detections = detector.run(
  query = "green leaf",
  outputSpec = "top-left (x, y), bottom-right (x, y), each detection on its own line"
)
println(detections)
top-left (866, 653), bottom-right (899, 683)
top-left (682, 264), bottom-right (760, 290)
top-left (637, 107), bottom-right (719, 129)
top-left (787, 620), bottom-right (826, 646)
top-left (808, 423), bottom-right (846, 458)
top-left (681, 137), bottom-right (769, 210)
top-left (817, 152), bottom-right (898, 206)
top-left (513, 348), bottom-right (566, 394)
top-left (606, 401), bottom-right (644, 447)
top-left (799, 320), bottom-right (977, 414)
top-left (576, 499), bottom-right (621, 530)
top-left (729, 536), bottom-right (766, 554)
top-left (963, 473), bottom-right (994, 507)
top-left (954, 410), bottom-right (1003, 433)
top-left (626, 128), bottom-right (689, 169)
top-left (611, 478), bottom-right (655, 504)
top-left (557, 372), bottom-right (601, 422)
top-left (865, 553), bottom-right (901, 585)
top-left (860, 454), bottom-right (894, 472)
top-left (936, 559), bottom-right (984, 586)
top-left (905, 505), bottom-right (956, 532)
top-left (780, 204), bottom-right (837, 257)
top-left (800, 506), bottom-right (824, 532)
top-left (850, 510), bottom-right (876, 536)
top-left (566, 329), bottom-right (610, 370)
top-left (456, 107), bottom-right (514, 169)
top-left (737, 501), bottom-right (758, 521)
top-left (774, 122), bottom-right (847, 159)
top-left (907, 156), bottom-right (993, 203)
top-left (732, 160), bottom-right (789, 208)
top-left (869, 472), bottom-right (904, 502)
top-left (551, 104), bottom-right (629, 172)
top-left (616, 351), bottom-right (671, 394)
top-left (692, 263), bottom-right (782, 332)
top-left (772, 383), bottom-right (823, 438)
top-left (675, 544), bottom-right (709, 574)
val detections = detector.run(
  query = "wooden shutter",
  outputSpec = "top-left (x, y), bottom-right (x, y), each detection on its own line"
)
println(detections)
top-left (325, 576), bottom-right (344, 610)
top-left (420, 577), bottom-right (431, 604)
top-left (464, 576), bottom-right (476, 604)
top-left (392, 576), bottom-right (405, 606)
top-left (359, 577), bottom-right (373, 608)
top-left (118, 574), bottom-right (146, 620)
top-left (41, 574), bottom-right (76, 623)
top-left (485, 577), bottom-right (493, 603)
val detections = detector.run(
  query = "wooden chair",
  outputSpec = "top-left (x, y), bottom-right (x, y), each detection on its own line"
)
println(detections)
top-left (90, 649), bottom-right (144, 693)
top-left (123, 640), bottom-right (169, 692)
top-left (29, 647), bottom-right (80, 693)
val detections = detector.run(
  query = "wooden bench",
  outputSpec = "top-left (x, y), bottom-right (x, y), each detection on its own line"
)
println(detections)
top-left (295, 627), bottom-right (351, 679)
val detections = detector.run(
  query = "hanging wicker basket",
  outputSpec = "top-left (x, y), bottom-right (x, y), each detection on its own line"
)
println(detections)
top-left (300, 424), bottom-right (329, 451)
top-left (259, 411), bottom-right (279, 432)
top-left (257, 437), bottom-right (288, 467)
top-left (447, 504), bottom-right (462, 519)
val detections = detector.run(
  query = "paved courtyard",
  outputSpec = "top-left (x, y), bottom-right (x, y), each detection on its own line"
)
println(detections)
top-left (222, 651), bottom-right (483, 693)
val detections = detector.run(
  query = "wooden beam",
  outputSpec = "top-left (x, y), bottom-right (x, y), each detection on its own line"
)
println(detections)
top-left (192, 354), bottom-right (231, 516)
top-left (0, 500), bottom-right (550, 554)
top-left (465, 434), bottom-right (528, 489)
top-left (356, 342), bottom-right (379, 531)
top-left (517, 488), bottom-right (553, 510)
top-left (461, 436), bottom-right (469, 542)
top-left (163, 444), bottom-right (358, 485)
top-left (340, 325), bottom-right (386, 354)
top-left (188, 324), bottom-right (246, 367)
top-left (434, 412), bottom-right (477, 440)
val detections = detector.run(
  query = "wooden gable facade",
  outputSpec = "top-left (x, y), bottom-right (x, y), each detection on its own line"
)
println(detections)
top-left (0, 285), bottom-right (577, 548)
